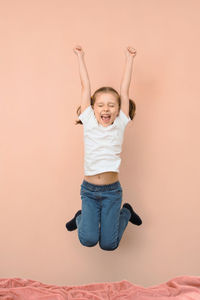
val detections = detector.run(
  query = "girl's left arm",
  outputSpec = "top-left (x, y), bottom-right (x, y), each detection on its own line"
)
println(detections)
top-left (120, 47), bottom-right (136, 117)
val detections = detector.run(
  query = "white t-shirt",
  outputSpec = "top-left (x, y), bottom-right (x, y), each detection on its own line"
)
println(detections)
top-left (78, 105), bottom-right (131, 176)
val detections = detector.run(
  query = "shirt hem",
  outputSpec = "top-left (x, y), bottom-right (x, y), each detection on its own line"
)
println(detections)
top-left (84, 169), bottom-right (119, 176)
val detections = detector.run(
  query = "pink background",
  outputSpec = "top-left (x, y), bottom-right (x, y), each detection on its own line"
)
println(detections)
top-left (0, 0), bottom-right (200, 287)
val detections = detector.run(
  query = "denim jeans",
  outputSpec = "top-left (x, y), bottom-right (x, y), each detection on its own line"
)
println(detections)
top-left (76, 179), bottom-right (131, 251)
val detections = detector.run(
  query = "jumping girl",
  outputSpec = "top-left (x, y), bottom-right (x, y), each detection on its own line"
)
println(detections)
top-left (65, 45), bottom-right (142, 251)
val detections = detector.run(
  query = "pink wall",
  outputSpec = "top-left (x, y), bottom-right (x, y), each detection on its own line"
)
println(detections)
top-left (0, 0), bottom-right (200, 287)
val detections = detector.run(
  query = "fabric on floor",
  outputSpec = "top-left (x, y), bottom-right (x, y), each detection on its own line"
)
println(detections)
top-left (0, 276), bottom-right (200, 300)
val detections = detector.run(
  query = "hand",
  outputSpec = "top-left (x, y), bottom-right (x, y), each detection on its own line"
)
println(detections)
top-left (125, 46), bottom-right (137, 59)
top-left (73, 45), bottom-right (85, 58)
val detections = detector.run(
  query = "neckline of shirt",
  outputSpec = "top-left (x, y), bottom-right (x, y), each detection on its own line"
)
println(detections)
top-left (97, 120), bottom-right (117, 130)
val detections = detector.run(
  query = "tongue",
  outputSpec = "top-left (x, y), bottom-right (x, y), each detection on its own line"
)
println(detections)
top-left (102, 116), bottom-right (110, 123)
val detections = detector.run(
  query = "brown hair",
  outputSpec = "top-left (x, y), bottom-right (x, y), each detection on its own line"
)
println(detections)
top-left (75, 86), bottom-right (136, 125)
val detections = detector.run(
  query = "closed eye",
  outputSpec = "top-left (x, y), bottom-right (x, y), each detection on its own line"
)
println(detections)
top-left (98, 105), bottom-right (114, 107)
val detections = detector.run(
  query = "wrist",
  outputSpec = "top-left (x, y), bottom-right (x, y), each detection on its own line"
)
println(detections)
top-left (78, 54), bottom-right (84, 61)
top-left (126, 55), bottom-right (134, 62)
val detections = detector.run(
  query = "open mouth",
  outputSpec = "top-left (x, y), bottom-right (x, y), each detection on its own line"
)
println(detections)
top-left (101, 115), bottom-right (111, 123)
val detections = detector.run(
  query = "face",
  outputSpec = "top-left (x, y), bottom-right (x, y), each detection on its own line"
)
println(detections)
top-left (92, 93), bottom-right (120, 127)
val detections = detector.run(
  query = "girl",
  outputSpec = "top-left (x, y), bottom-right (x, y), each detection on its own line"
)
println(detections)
top-left (66, 45), bottom-right (142, 251)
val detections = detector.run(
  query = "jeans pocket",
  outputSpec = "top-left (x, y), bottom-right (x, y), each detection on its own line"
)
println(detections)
top-left (117, 189), bottom-right (122, 195)
top-left (111, 188), bottom-right (122, 195)
top-left (116, 186), bottom-right (122, 192)
top-left (80, 186), bottom-right (91, 197)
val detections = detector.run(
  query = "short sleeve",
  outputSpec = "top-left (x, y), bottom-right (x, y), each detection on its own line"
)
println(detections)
top-left (118, 109), bottom-right (131, 127)
top-left (78, 105), bottom-right (93, 125)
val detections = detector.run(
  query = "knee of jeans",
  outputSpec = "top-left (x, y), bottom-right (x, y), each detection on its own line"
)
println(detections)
top-left (78, 232), bottom-right (99, 247)
top-left (99, 241), bottom-right (119, 251)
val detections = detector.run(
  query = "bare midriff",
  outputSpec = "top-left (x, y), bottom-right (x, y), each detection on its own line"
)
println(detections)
top-left (84, 171), bottom-right (119, 185)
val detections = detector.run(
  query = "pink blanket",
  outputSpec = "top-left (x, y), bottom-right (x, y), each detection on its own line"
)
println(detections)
top-left (0, 276), bottom-right (200, 299)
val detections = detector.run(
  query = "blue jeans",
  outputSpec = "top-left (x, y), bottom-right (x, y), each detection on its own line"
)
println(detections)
top-left (76, 179), bottom-right (131, 251)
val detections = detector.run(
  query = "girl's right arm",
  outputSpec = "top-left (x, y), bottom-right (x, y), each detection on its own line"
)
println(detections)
top-left (73, 45), bottom-right (91, 113)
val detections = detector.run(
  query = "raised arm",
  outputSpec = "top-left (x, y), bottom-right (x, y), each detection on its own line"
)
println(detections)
top-left (120, 46), bottom-right (136, 117)
top-left (73, 45), bottom-right (91, 112)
